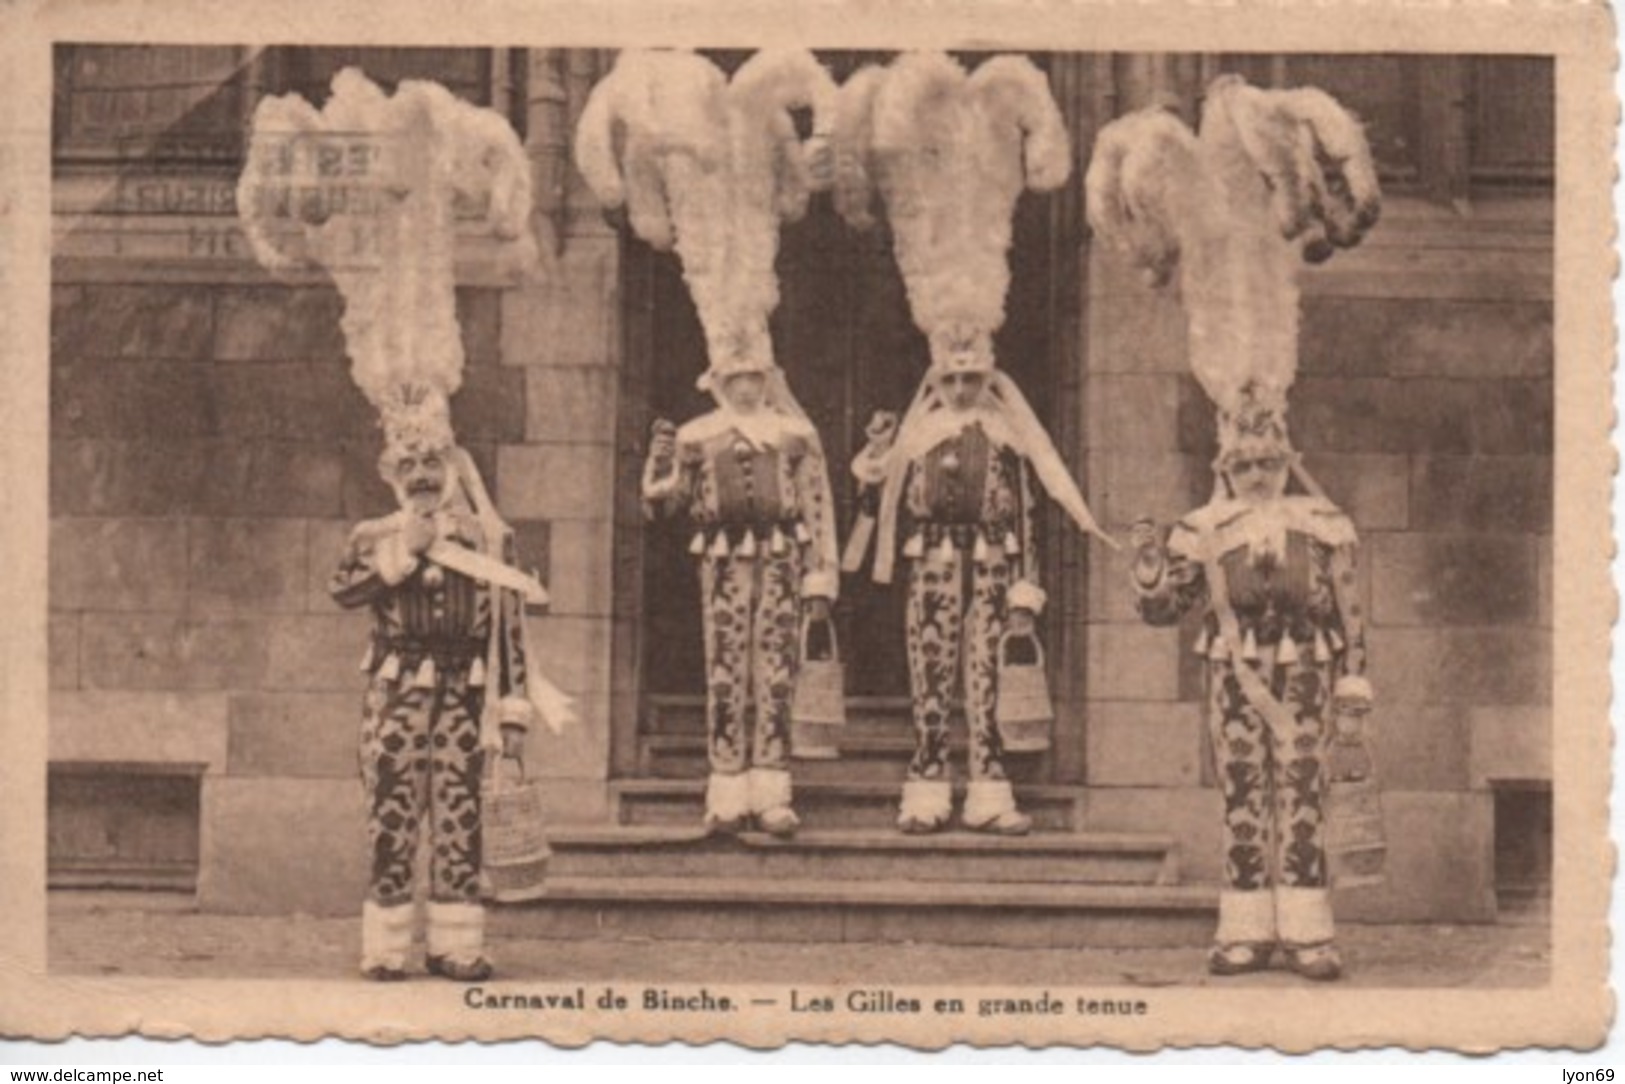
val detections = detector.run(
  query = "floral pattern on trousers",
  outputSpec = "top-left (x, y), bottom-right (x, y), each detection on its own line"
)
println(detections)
top-left (358, 669), bottom-right (485, 906)
top-left (1210, 657), bottom-right (1332, 890)
top-left (700, 548), bottom-right (803, 773)
top-left (904, 549), bottom-right (1013, 782)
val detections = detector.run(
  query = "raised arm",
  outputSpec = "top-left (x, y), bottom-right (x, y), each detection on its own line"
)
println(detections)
top-left (330, 516), bottom-right (418, 609)
top-left (839, 409), bottom-right (897, 575)
top-left (1130, 518), bottom-right (1210, 627)
top-left (641, 417), bottom-right (699, 520)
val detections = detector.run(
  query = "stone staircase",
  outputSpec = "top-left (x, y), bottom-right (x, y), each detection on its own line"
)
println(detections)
top-left (491, 694), bottom-right (1217, 947)
top-left (492, 779), bottom-right (1218, 948)
top-left (635, 694), bottom-right (1052, 785)
top-left (611, 778), bottom-right (1078, 829)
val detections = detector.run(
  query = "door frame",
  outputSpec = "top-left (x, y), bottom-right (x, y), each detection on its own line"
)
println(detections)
top-left (607, 52), bottom-right (1101, 784)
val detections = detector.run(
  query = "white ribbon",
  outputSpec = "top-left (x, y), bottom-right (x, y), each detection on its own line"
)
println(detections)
top-left (426, 541), bottom-right (550, 606)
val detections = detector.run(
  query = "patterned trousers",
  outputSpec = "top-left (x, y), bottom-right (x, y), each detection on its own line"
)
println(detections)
top-left (904, 549), bottom-right (1013, 782)
top-left (700, 549), bottom-right (802, 774)
top-left (359, 667), bottom-right (485, 906)
top-left (1209, 658), bottom-right (1333, 890)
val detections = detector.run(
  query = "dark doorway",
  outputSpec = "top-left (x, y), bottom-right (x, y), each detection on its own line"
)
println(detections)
top-left (615, 51), bottom-right (1074, 785)
top-left (1493, 781), bottom-right (1552, 923)
top-left (48, 763), bottom-right (205, 893)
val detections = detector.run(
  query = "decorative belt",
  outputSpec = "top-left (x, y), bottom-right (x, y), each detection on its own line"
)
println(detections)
top-left (689, 519), bottom-right (809, 560)
top-left (1193, 624), bottom-right (1345, 667)
top-left (362, 636), bottom-right (487, 688)
top-left (902, 522), bottom-right (1021, 563)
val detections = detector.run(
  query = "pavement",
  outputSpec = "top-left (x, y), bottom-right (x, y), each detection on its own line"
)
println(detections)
top-left (49, 891), bottom-right (1551, 989)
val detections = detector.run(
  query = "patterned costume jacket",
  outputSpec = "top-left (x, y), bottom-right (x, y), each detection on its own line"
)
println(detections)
top-left (865, 412), bottom-right (1046, 783)
top-left (1135, 495), bottom-right (1366, 900)
top-left (331, 509), bottom-right (529, 907)
top-left (643, 409), bottom-right (839, 776)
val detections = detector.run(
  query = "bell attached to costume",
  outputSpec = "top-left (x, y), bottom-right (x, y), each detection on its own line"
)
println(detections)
top-left (994, 629), bottom-right (1054, 753)
top-left (1324, 712), bottom-right (1387, 889)
top-left (791, 615), bottom-right (847, 760)
top-left (480, 745), bottom-right (552, 903)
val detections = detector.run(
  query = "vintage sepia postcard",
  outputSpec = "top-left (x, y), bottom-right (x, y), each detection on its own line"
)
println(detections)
top-left (0, 0), bottom-right (1613, 1053)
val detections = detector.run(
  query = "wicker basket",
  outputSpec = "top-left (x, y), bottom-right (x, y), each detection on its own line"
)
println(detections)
top-left (482, 754), bottom-right (551, 903)
top-left (1325, 728), bottom-right (1387, 889)
top-left (791, 616), bottom-right (845, 760)
top-left (995, 630), bottom-right (1054, 753)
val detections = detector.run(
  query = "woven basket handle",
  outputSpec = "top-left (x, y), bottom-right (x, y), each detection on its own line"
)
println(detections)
top-left (998, 629), bottom-right (1044, 668)
top-left (485, 750), bottom-right (527, 786)
top-left (1329, 716), bottom-right (1378, 782)
top-left (800, 614), bottom-right (840, 663)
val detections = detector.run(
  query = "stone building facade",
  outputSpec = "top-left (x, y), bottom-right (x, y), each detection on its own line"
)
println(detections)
top-left (49, 46), bottom-right (1551, 925)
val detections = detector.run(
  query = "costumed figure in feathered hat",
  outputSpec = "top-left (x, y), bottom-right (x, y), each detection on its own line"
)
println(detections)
top-left (575, 49), bottom-right (842, 836)
top-left (239, 69), bottom-right (572, 982)
top-left (833, 53), bottom-right (1111, 836)
top-left (1087, 74), bottom-right (1382, 979)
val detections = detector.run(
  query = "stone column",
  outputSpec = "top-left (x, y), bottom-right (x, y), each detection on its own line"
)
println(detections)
top-left (1079, 55), bottom-right (1219, 863)
top-left (496, 49), bottom-right (621, 822)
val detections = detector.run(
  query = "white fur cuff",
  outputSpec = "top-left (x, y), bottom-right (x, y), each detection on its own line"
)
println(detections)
top-left (801, 570), bottom-right (839, 601)
top-left (376, 532), bottom-right (418, 585)
top-left (706, 772), bottom-right (753, 822)
top-left (641, 460), bottom-right (681, 503)
top-left (1276, 886), bottom-right (1335, 946)
top-left (1215, 889), bottom-right (1277, 945)
top-left (748, 767), bottom-right (794, 814)
top-left (851, 449), bottom-right (889, 487)
top-left (899, 779), bottom-right (953, 822)
top-left (426, 901), bottom-right (486, 960)
top-left (1007, 580), bottom-right (1047, 615)
top-left (962, 779), bottom-right (1017, 826)
top-left (1334, 674), bottom-right (1374, 702)
top-left (361, 900), bottom-right (414, 971)
top-left (495, 695), bottom-right (534, 733)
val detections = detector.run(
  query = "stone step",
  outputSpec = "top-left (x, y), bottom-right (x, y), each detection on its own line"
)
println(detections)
top-left (637, 733), bottom-right (1051, 785)
top-left (611, 779), bottom-right (1086, 832)
top-left (545, 825), bottom-right (1181, 886)
top-left (645, 695), bottom-right (927, 738)
top-left (491, 875), bottom-right (1219, 948)
top-left (48, 864), bottom-right (197, 893)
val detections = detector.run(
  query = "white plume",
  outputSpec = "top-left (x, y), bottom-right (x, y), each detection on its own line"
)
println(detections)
top-left (573, 48), bottom-right (839, 372)
top-left (237, 68), bottom-right (537, 414)
top-left (1085, 74), bottom-right (1382, 418)
top-left (830, 51), bottom-right (1072, 346)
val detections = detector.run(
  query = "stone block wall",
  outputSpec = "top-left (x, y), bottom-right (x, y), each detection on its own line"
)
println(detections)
top-left (49, 47), bottom-right (1550, 927)
top-left (47, 46), bottom-right (626, 917)
top-left (50, 244), bottom-right (621, 911)
top-left (1080, 200), bottom-right (1552, 922)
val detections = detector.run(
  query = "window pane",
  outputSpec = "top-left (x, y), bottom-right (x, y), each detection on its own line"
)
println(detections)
top-left (1471, 57), bottom-right (1554, 182)
top-left (1214, 53), bottom-right (1280, 90)
top-left (275, 47), bottom-right (492, 108)
top-left (56, 45), bottom-right (249, 163)
top-left (1284, 55), bottom-right (1419, 183)
top-left (55, 46), bottom-right (509, 167)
